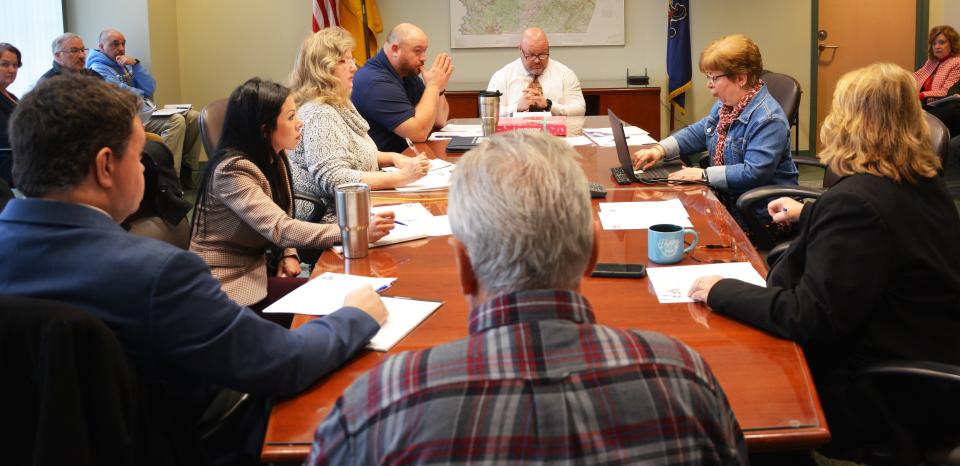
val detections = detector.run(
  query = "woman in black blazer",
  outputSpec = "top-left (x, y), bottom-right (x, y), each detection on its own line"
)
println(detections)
top-left (688, 62), bottom-right (960, 458)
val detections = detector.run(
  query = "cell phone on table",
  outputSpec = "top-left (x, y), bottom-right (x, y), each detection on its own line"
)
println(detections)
top-left (590, 263), bottom-right (647, 278)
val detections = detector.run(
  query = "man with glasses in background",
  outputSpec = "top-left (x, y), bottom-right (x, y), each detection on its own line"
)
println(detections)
top-left (39, 33), bottom-right (102, 81)
top-left (87, 28), bottom-right (201, 189)
top-left (487, 27), bottom-right (585, 116)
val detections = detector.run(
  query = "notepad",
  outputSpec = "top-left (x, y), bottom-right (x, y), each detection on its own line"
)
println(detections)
top-left (262, 272), bottom-right (396, 314)
top-left (367, 297), bottom-right (444, 351)
top-left (646, 262), bottom-right (766, 304)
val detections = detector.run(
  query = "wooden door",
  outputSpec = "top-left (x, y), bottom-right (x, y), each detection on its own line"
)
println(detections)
top-left (816, 0), bottom-right (916, 151)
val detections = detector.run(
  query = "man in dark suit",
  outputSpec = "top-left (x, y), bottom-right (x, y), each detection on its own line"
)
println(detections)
top-left (0, 75), bottom-right (387, 463)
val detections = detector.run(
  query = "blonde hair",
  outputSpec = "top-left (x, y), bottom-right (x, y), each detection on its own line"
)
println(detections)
top-left (289, 27), bottom-right (354, 107)
top-left (699, 34), bottom-right (763, 86)
top-left (819, 63), bottom-right (941, 183)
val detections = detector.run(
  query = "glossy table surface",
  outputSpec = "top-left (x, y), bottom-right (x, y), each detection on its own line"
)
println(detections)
top-left (261, 118), bottom-right (829, 463)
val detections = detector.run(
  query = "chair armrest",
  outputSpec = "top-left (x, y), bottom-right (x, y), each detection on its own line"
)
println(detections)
top-left (859, 360), bottom-right (960, 384)
top-left (293, 192), bottom-right (324, 208)
top-left (765, 241), bottom-right (791, 268)
top-left (792, 155), bottom-right (825, 169)
top-left (736, 186), bottom-right (824, 251)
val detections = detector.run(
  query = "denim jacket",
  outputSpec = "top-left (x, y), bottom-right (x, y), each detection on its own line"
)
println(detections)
top-left (660, 84), bottom-right (798, 196)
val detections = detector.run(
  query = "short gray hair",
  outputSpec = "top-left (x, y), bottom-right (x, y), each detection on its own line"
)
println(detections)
top-left (448, 131), bottom-right (593, 296)
top-left (51, 33), bottom-right (81, 54)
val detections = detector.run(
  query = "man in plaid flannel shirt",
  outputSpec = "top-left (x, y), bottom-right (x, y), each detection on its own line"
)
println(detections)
top-left (307, 132), bottom-right (748, 465)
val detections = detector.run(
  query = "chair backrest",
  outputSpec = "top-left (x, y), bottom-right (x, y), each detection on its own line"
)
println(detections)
top-left (923, 111), bottom-right (950, 173)
top-left (199, 99), bottom-right (228, 157)
top-left (761, 71), bottom-right (802, 124)
top-left (0, 296), bottom-right (140, 465)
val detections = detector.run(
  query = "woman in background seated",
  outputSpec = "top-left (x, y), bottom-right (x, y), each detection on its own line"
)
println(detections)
top-left (0, 43), bottom-right (22, 185)
top-left (632, 34), bottom-right (797, 223)
top-left (688, 63), bottom-right (960, 458)
top-left (190, 78), bottom-right (395, 312)
top-left (918, 26), bottom-right (960, 137)
top-left (288, 27), bottom-right (429, 224)
top-left (914, 25), bottom-right (960, 104)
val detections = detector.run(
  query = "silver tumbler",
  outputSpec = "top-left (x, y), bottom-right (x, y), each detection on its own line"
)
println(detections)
top-left (478, 90), bottom-right (501, 137)
top-left (335, 183), bottom-right (371, 259)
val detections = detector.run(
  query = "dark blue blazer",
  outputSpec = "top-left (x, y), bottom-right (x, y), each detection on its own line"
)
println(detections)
top-left (0, 199), bottom-right (379, 400)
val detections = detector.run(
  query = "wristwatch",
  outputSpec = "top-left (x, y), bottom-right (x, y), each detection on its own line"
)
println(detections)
top-left (545, 98), bottom-right (553, 111)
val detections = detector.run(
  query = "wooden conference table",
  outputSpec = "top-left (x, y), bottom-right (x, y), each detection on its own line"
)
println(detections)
top-left (261, 117), bottom-right (829, 463)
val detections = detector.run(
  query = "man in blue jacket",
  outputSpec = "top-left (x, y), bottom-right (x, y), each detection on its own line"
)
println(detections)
top-left (87, 28), bottom-right (201, 188)
top-left (1, 75), bottom-right (386, 462)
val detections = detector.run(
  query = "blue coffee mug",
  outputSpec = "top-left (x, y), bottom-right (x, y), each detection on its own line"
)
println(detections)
top-left (648, 224), bottom-right (698, 264)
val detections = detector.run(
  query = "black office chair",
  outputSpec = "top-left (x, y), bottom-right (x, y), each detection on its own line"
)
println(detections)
top-left (0, 296), bottom-right (143, 465)
top-left (761, 70), bottom-right (802, 153)
top-left (851, 360), bottom-right (960, 465)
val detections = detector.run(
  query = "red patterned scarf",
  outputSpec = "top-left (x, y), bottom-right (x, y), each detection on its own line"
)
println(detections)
top-left (713, 81), bottom-right (764, 166)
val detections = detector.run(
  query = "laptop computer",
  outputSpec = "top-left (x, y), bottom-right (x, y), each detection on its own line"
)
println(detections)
top-left (608, 109), bottom-right (695, 184)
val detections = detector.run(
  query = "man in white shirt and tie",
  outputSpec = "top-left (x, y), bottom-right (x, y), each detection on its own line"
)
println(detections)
top-left (486, 27), bottom-right (586, 116)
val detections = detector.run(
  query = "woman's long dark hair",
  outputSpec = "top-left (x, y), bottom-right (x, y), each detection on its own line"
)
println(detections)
top-left (192, 77), bottom-right (295, 238)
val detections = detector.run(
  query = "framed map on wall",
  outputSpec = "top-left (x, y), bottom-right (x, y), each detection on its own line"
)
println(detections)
top-left (450, 0), bottom-right (625, 48)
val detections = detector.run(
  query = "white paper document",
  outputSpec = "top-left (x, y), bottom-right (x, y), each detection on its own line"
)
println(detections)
top-left (262, 272), bottom-right (396, 314)
top-left (421, 214), bottom-right (452, 236)
top-left (367, 297), bottom-right (443, 351)
top-left (430, 124), bottom-right (483, 139)
top-left (598, 200), bottom-right (693, 230)
top-left (372, 203), bottom-right (434, 223)
top-left (395, 164), bottom-right (455, 192)
top-left (583, 126), bottom-right (657, 147)
top-left (150, 107), bottom-right (184, 117)
top-left (564, 135), bottom-right (596, 146)
top-left (646, 262), bottom-right (766, 304)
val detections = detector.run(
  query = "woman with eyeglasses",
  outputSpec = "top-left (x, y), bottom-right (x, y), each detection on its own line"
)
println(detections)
top-left (632, 34), bottom-right (797, 223)
top-left (189, 78), bottom-right (395, 315)
top-left (0, 43), bottom-right (21, 185)
top-left (288, 27), bottom-right (429, 224)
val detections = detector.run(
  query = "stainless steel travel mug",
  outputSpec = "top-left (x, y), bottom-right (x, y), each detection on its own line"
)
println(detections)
top-left (335, 183), bottom-right (371, 259)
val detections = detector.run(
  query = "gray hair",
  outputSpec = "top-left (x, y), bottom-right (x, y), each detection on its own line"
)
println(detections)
top-left (51, 33), bottom-right (81, 54)
top-left (448, 131), bottom-right (593, 296)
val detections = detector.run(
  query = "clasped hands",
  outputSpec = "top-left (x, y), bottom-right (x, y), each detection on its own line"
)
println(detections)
top-left (517, 87), bottom-right (547, 111)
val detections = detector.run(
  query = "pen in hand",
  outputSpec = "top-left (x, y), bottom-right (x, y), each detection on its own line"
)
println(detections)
top-left (405, 137), bottom-right (420, 156)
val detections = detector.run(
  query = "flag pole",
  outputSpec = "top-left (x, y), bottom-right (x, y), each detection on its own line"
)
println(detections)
top-left (360, 0), bottom-right (370, 60)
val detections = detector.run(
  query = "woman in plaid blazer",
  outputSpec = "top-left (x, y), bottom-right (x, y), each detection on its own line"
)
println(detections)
top-left (190, 78), bottom-right (394, 310)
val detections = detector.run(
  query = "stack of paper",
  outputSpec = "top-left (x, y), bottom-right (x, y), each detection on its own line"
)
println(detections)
top-left (583, 126), bottom-right (658, 147)
top-left (646, 262), bottom-right (766, 304)
top-left (428, 124), bottom-right (483, 140)
top-left (262, 272), bottom-right (396, 315)
top-left (261, 272), bottom-right (443, 352)
top-left (368, 297), bottom-right (443, 351)
top-left (151, 104), bottom-right (193, 116)
top-left (597, 199), bottom-right (693, 230)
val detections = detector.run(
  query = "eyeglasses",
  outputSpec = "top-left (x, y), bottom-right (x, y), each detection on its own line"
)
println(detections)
top-left (0, 61), bottom-right (20, 69)
top-left (705, 73), bottom-right (729, 84)
top-left (521, 50), bottom-right (550, 62)
top-left (58, 47), bottom-right (89, 55)
top-left (109, 40), bottom-right (126, 47)
top-left (337, 57), bottom-right (356, 66)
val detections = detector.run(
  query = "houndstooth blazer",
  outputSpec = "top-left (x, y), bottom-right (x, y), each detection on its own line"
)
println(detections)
top-left (189, 152), bottom-right (341, 306)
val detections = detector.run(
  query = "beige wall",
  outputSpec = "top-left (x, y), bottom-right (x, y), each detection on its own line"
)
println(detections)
top-left (147, 0), bottom-right (182, 106)
top-left (64, 0), bottom-right (152, 77)
top-left (69, 0), bottom-right (813, 149)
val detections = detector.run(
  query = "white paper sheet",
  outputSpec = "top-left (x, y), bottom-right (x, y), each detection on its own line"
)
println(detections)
top-left (598, 200), bottom-right (693, 230)
top-left (394, 165), bottom-right (454, 192)
top-left (646, 262), bottom-right (767, 303)
top-left (420, 215), bottom-right (452, 236)
top-left (262, 272), bottom-right (396, 314)
top-left (372, 203), bottom-right (434, 223)
top-left (367, 297), bottom-right (444, 351)
top-left (564, 135), bottom-right (596, 146)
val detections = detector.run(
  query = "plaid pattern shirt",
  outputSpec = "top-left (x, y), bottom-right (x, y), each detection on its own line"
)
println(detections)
top-left (307, 290), bottom-right (747, 465)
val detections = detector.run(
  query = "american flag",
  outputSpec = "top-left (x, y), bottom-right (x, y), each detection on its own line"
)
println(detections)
top-left (312, 0), bottom-right (340, 32)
